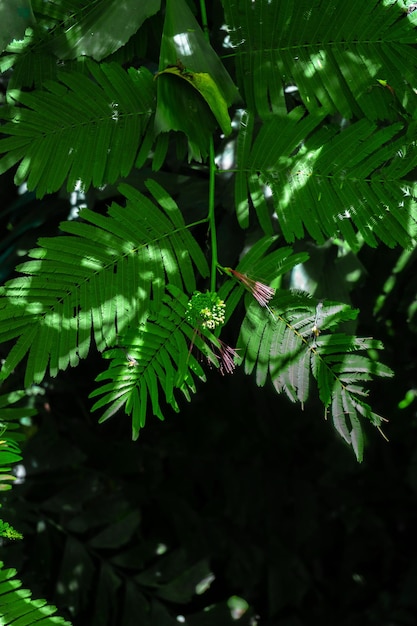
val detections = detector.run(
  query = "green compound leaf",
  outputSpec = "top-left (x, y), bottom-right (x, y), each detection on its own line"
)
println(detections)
top-left (238, 290), bottom-right (392, 461)
top-left (0, 61), bottom-right (156, 197)
top-left (0, 181), bottom-right (208, 386)
top-left (90, 287), bottom-right (224, 439)
top-left (0, 561), bottom-right (72, 624)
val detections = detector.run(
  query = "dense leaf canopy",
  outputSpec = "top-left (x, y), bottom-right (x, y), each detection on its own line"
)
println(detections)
top-left (2, 1), bottom-right (417, 624)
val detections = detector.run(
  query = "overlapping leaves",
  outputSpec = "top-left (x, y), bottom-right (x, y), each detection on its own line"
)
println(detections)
top-left (226, 0), bottom-right (417, 247)
top-left (239, 290), bottom-right (392, 461)
top-left (0, 181), bottom-right (208, 387)
top-left (223, 0), bottom-right (417, 120)
top-left (0, 0), bottom-right (403, 461)
top-left (235, 107), bottom-right (417, 248)
top-left (0, 60), bottom-right (155, 197)
top-left (91, 287), bottom-right (221, 439)
top-left (0, 0), bottom-right (158, 88)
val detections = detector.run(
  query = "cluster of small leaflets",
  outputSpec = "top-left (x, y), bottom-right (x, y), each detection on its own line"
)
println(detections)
top-left (186, 291), bottom-right (226, 330)
top-left (0, 519), bottom-right (23, 540)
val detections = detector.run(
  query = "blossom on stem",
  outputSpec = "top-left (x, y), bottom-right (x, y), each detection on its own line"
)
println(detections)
top-left (185, 291), bottom-right (238, 375)
top-left (226, 268), bottom-right (275, 307)
top-left (187, 328), bottom-right (238, 376)
top-left (186, 291), bottom-right (226, 330)
top-left (216, 339), bottom-right (239, 375)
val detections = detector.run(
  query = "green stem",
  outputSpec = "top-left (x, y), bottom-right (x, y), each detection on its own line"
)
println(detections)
top-left (199, 0), bottom-right (210, 40)
top-left (208, 138), bottom-right (217, 292)
top-left (199, 0), bottom-right (218, 292)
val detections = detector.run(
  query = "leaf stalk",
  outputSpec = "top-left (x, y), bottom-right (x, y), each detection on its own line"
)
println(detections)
top-left (199, 0), bottom-right (218, 292)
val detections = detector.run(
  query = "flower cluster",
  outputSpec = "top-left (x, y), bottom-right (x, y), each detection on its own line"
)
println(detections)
top-left (190, 334), bottom-right (239, 376)
top-left (186, 291), bottom-right (226, 330)
top-left (216, 339), bottom-right (239, 375)
top-left (186, 291), bottom-right (238, 375)
top-left (225, 268), bottom-right (275, 307)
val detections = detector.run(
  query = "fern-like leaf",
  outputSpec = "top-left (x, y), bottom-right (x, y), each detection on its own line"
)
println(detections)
top-left (0, 561), bottom-right (72, 625)
top-left (236, 108), bottom-right (417, 246)
top-left (225, 0), bottom-right (417, 245)
top-left (0, 0), bottom-right (34, 54)
top-left (0, 60), bottom-right (155, 197)
top-left (90, 286), bottom-right (222, 439)
top-left (0, 182), bottom-right (208, 387)
top-left (0, 519), bottom-right (23, 540)
top-left (239, 291), bottom-right (392, 460)
top-left (223, 0), bottom-right (417, 120)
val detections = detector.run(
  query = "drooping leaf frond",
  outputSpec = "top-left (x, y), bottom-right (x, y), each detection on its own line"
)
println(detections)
top-left (0, 561), bottom-right (72, 625)
top-left (238, 290), bottom-right (392, 461)
top-left (310, 333), bottom-right (390, 460)
top-left (0, 60), bottom-right (155, 197)
top-left (236, 108), bottom-right (417, 247)
top-left (90, 286), bottom-right (222, 439)
top-left (223, 0), bottom-right (417, 120)
top-left (0, 182), bottom-right (208, 387)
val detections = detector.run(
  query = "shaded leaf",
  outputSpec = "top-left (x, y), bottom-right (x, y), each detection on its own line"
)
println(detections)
top-left (51, 0), bottom-right (161, 61)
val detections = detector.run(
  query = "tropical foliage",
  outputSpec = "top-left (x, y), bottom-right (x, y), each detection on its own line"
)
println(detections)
top-left (0, 391), bottom-right (73, 624)
top-left (0, 560), bottom-right (72, 625)
top-left (1, 0), bottom-right (417, 623)
top-left (1, 0), bottom-right (413, 458)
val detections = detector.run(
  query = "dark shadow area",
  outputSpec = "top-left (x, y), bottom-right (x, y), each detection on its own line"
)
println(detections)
top-left (2, 352), bottom-right (417, 625)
